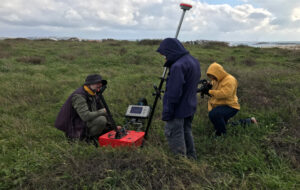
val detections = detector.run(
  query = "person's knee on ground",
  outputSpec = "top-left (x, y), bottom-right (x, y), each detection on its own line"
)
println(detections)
top-left (87, 116), bottom-right (107, 137)
top-left (209, 108), bottom-right (226, 136)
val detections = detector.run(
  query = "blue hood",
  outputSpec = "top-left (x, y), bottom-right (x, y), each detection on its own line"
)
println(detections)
top-left (157, 38), bottom-right (189, 67)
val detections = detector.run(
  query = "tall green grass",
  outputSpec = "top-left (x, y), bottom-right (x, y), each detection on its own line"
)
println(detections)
top-left (0, 39), bottom-right (299, 189)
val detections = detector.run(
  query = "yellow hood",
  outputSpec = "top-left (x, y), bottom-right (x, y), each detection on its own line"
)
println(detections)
top-left (206, 62), bottom-right (240, 111)
top-left (206, 62), bottom-right (228, 81)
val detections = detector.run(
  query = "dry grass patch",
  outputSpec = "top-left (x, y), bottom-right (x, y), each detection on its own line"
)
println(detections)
top-left (242, 57), bottom-right (258, 66)
top-left (16, 56), bottom-right (45, 64)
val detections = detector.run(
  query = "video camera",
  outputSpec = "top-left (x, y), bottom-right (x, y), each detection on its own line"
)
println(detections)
top-left (197, 79), bottom-right (212, 98)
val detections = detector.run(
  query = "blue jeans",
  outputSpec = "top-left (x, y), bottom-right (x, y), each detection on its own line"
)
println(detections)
top-left (209, 106), bottom-right (239, 136)
top-left (164, 116), bottom-right (196, 159)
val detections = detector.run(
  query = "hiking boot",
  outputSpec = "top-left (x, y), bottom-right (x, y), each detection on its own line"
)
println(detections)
top-left (251, 117), bottom-right (258, 124)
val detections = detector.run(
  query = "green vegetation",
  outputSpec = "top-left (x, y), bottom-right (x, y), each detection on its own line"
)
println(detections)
top-left (0, 39), bottom-right (299, 189)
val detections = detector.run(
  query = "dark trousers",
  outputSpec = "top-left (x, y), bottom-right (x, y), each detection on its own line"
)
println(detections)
top-left (209, 106), bottom-right (239, 136)
top-left (229, 118), bottom-right (253, 127)
top-left (164, 116), bottom-right (196, 159)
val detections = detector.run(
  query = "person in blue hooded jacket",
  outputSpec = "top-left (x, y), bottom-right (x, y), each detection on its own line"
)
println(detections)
top-left (157, 38), bottom-right (201, 159)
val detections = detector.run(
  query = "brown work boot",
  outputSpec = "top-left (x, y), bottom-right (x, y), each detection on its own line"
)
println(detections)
top-left (251, 117), bottom-right (258, 124)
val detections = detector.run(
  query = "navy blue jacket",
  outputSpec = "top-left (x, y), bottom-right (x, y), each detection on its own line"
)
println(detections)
top-left (157, 38), bottom-right (201, 121)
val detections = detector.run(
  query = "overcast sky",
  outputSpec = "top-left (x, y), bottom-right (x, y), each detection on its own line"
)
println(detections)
top-left (1, 0), bottom-right (300, 41)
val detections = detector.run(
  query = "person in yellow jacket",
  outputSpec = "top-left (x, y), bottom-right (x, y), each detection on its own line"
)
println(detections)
top-left (206, 62), bottom-right (241, 136)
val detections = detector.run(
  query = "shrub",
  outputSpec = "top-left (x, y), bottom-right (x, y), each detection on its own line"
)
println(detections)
top-left (60, 54), bottom-right (76, 61)
top-left (16, 56), bottom-right (46, 64)
top-left (242, 57), bottom-right (257, 66)
top-left (137, 39), bottom-right (162, 46)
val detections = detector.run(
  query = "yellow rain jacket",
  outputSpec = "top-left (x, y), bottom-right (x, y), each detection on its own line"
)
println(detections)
top-left (207, 62), bottom-right (240, 111)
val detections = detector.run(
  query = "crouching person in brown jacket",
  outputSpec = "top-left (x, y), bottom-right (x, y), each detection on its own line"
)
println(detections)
top-left (55, 74), bottom-right (113, 143)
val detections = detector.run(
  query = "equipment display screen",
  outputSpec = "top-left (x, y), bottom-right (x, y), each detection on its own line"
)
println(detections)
top-left (130, 106), bottom-right (143, 114)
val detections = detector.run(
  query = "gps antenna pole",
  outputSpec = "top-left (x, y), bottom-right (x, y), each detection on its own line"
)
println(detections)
top-left (175, 3), bottom-right (192, 38)
top-left (143, 3), bottom-right (192, 144)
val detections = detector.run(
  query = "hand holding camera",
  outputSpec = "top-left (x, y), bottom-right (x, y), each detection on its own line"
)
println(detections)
top-left (197, 79), bottom-right (212, 98)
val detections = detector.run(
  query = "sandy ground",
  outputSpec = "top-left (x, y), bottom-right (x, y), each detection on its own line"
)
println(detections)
top-left (263, 44), bottom-right (300, 50)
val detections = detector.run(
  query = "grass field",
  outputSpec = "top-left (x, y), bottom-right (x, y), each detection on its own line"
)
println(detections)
top-left (0, 39), bottom-right (299, 189)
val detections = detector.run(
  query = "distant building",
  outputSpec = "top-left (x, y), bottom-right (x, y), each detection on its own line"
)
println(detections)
top-left (49, 38), bottom-right (58, 41)
top-left (68, 37), bottom-right (81, 41)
